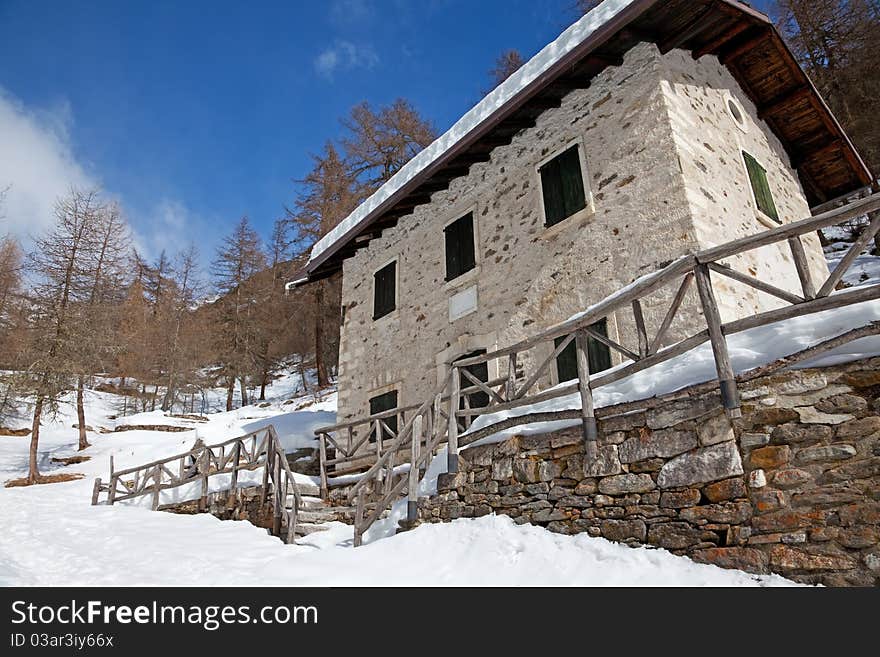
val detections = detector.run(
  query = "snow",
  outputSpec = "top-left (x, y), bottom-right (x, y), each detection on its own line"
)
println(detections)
top-left (308, 0), bottom-right (635, 265)
top-left (0, 366), bottom-right (797, 586)
top-left (462, 297), bottom-right (880, 447)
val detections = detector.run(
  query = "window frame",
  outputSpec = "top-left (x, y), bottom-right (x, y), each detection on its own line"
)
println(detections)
top-left (368, 388), bottom-right (399, 441)
top-left (535, 138), bottom-right (594, 231)
top-left (443, 210), bottom-right (478, 284)
top-left (372, 257), bottom-right (398, 321)
top-left (740, 150), bottom-right (781, 228)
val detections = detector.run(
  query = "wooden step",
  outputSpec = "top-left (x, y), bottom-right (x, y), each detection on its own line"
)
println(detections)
top-left (295, 522), bottom-right (330, 536)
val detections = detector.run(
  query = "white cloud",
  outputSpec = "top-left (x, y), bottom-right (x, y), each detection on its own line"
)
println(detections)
top-left (314, 40), bottom-right (379, 79)
top-left (0, 89), bottom-right (98, 241)
top-left (329, 0), bottom-right (374, 26)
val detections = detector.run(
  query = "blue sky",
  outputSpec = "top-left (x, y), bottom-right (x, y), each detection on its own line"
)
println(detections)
top-left (0, 0), bottom-right (772, 263)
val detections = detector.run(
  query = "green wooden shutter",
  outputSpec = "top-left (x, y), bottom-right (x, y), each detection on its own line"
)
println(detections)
top-left (541, 145), bottom-right (587, 227)
top-left (743, 151), bottom-right (780, 223)
top-left (540, 156), bottom-right (566, 226)
top-left (555, 336), bottom-right (579, 382)
top-left (444, 213), bottom-right (476, 281)
top-left (458, 350), bottom-right (489, 428)
top-left (369, 390), bottom-right (399, 437)
top-left (373, 261), bottom-right (396, 320)
top-left (559, 146), bottom-right (587, 219)
top-left (555, 319), bottom-right (611, 382)
top-left (587, 319), bottom-right (612, 373)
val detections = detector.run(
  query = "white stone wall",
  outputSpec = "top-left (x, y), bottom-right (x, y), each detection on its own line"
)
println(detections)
top-left (659, 49), bottom-right (829, 322)
top-left (335, 42), bottom-right (826, 424)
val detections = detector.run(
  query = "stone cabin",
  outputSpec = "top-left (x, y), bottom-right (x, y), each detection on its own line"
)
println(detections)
top-left (297, 0), bottom-right (873, 432)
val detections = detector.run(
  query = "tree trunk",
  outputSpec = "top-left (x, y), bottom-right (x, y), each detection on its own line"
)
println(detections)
top-left (239, 377), bottom-right (248, 406)
top-left (28, 396), bottom-right (44, 484)
top-left (225, 377), bottom-right (235, 411)
top-left (315, 282), bottom-right (329, 387)
top-left (298, 356), bottom-right (309, 393)
top-left (76, 376), bottom-right (90, 451)
top-left (259, 368), bottom-right (268, 401)
top-left (150, 385), bottom-right (158, 412)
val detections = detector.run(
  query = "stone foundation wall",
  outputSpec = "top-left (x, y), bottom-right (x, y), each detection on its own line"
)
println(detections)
top-left (161, 485), bottom-right (276, 530)
top-left (420, 357), bottom-right (880, 586)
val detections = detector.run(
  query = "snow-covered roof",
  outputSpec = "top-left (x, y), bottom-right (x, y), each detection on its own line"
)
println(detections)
top-left (307, 0), bottom-right (637, 268)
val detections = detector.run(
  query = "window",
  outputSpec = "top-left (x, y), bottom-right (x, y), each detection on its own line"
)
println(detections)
top-left (369, 390), bottom-right (398, 439)
top-left (539, 144), bottom-right (587, 227)
top-left (444, 212), bottom-right (476, 281)
top-left (743, 151), bottom-right (779, 224)
top-left (373, 261), bottom-right (396, 320)
top-left (458, 349), bottom-right (489, 429)
top-left (555, 319), bottom-right (613, 382)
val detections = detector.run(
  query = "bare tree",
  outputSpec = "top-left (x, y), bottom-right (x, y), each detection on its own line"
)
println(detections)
top-left (486, 49), bottom-right (526, 93)
top-left (211, 217), bottom-right (266, 410)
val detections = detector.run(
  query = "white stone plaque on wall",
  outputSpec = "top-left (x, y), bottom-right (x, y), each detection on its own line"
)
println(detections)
top-left (449, 285), bottom-right (478, 322)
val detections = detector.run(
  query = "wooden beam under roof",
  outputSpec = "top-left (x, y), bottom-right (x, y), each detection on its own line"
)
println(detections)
top-left (692, 20), bottom-right (750, 59)
top-left (719, 27), bottom-right (772, 64)
top-left (658, 1), bottom-right (727, 53)
top-left (757, 85), bottom-right (811, 119)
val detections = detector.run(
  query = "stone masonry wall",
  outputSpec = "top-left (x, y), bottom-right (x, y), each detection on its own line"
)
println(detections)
top-left (336, 42), bottom-right (826, 428)
top-left (420, 357), bottom-right (880, 586)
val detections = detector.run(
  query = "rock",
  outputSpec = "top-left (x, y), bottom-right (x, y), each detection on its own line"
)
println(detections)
top-left (864, 552), bottom-right (880, 574)
top-left (538, 460), bottom-right (562, 482)
top-left (770, 423), bottom-right (833, 445)
top-left (749, 445), bottom-right (791, 469)
top-left (659, 488), bottom-right (701, 508)
top-left (819, 457), bottom-right (880, 483)
top-left (842, 370), bottom-right (880, 388)
top-left (837, 526), bottom-right (879, 549)
top-left (574, 480), bottom-right (598, 495)
top-left (794, 407), bottom-right (853, 425)
top-left (492, 457), bottom-right (513, 480)
top-left (772, 372), bottom-right (827, 394)
top-left (519, 434), bottom-right (553, 455)
top-left (751, 490), bottom-right (785, 513)
top-left (647, 522), bottom-right (715, 550)
top-left (791, 486), bottom-right (862, 508)
top-left (600, 518), bottom-right (646, 542)
top-left (795, 444), bottom-right (856, 464)
top-left (532, 508), bottom-right (569, 523)
top-left (550, 431), bottom-right (581, 449)
top-left (513, 458), bottom-right (540, 483)
top-left (584, 445), bottom-right (622, 477)
top-left (598, 473), bottom-right (656, 495)
top-left (600, 412), bottom-right (646, 433)
top-left (629, 457), bottom-right (665, 473)
top-left (680, 501), bottom-right (752, 524)
top-left (703, 477), bottom-right (747, 502)
top-left (697, 413), bottom-right (735, 446)
top-left (745, 406), bottom-right (799, 427)
top-left (748, 469), bottom-right (767, 488)
top-left (836, 417), bottom-right (880, 439)
top-left (437, 472), bottom-right (468, 492)
top-left (561, 454), bottom-right (584, 479)
top-left (751, 509), bottom-right (825, 533)
top-left (618, 428), bottom-right (697, 463)
top-left (838, 501), bottom-right (880, 526)
top-left (769, 545), bottom-right (854, 571)
top-left (657, 442), bottom-right (743, 489)
top-left (741, 432), bottom-right (770, 448)
top-left (815, 394), bottom-right (867, 415)
top-left (524, 482), bottom-right (549, 495)
top-left (771, 468), bottom-right (813, 488)
top-left (646, 397), bottom-right (719, 429)
top-left (691, 547), bottom-right (768, 574)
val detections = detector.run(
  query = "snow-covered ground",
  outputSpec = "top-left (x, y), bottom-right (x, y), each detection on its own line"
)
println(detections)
top-left (0, 369), bottom-right (796, 586)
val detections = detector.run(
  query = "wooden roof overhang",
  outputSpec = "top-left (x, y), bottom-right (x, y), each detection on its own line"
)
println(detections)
top-left (302, 0), bottom-right (873, 283)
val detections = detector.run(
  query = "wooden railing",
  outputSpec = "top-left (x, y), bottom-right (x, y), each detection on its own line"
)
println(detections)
top-left (92, 425), bottom-right (303, 544)
top-left (317, 192), bottom-right (880, 544)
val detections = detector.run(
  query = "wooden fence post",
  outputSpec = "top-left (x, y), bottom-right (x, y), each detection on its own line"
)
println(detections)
top-left (272, 453), bottom-right (282, 537)
top-left (695, 263), bottom-right (741, 417)
top-left (787, 236), bottom-right (816, 299)
top-left (447, 366), bottom-right (460, 473)
top-left (354, 487), bottom-right (366, 548)
top-left (575, 330), bottom-right (599, 450)
top-left (318, 432), bottom-right (329, 500)
top-left (260, 441), bottom-right (271, 507)
top-left (198, 448), bottom-right (209, 511)
top-left (91, 477), bottom-right (102, 505)
top-left (107, 455), bottom-right (116, 505)
top-left (632, 300), bottom-right (648, 359)
top-left (506, 353), bottom-right (517, 401)
top-left (229, 438), bottom-right (241, 508)
top-left (152, 464), bottom-right (161, 511)
top-left (408, 414), bottom-right (422, 524)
